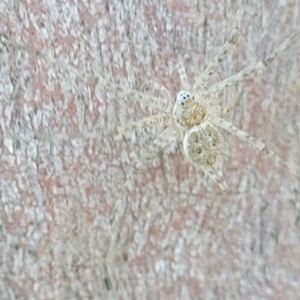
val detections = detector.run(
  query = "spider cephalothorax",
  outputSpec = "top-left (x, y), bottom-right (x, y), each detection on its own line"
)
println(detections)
top-left (173, 90), bottom-right (207, 129)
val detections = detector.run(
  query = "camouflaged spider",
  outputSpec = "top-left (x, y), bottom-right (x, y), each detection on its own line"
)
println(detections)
top-left (1, 0), bottom-right (299, 191)
top-left (120, 0), bottom-right (300, 190)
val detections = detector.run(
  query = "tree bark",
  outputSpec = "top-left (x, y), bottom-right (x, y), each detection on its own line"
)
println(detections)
top-left (1, 0), bottom-right (300, 299)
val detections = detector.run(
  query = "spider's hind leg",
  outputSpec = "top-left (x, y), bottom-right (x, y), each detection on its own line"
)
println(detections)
top-left (211, 116), bottom-right (300, 182)
top-left (205, 166), bottom-right (228, 192)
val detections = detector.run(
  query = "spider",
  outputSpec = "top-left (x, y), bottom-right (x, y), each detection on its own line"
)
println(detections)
top-left (1, 0), bottom-right (299, 191)
top-left (110, 0), bottom-right (300, 191)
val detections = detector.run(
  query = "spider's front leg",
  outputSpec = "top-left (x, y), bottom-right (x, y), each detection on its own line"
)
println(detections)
top-left (0, 34), bottom-right (168, 111)
top-left (193, 0), bottom-right (245, 92)
top-left (210, 29), bottom-right (300, 96)
top-left (125, 122), bottom-right (181, 188)
top-left (177, 63), bottom-right (191, 91)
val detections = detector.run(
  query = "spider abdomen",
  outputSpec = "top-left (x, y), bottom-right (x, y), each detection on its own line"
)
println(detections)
top-left (183, 123), bottom-right (221, 168)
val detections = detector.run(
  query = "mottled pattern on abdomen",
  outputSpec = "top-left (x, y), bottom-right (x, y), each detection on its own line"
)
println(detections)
top-left (183, 123), bottom-right (221, 168)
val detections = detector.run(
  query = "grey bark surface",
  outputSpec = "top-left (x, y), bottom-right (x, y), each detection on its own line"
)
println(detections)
top-left (1, 0), bottom-right (300, 299)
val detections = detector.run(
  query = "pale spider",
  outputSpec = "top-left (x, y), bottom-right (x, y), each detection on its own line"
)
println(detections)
top-left (1, 1), bottom-right (299, 191)
top-left (114, 0), bottom-right (300, 191)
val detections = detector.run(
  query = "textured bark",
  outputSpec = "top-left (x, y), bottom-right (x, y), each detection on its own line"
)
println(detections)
top-left (1, 0), bottom-right (300, 299)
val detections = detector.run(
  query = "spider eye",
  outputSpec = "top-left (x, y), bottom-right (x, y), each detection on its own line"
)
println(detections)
top-left (176, 90), bottom-right (192, 106)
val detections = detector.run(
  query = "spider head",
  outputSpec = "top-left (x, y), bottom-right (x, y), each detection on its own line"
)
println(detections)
top-left (175, 90), bottom-right (194, 108)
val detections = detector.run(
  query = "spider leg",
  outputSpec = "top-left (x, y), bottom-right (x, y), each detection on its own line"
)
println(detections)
top-left (177, 63), bottom-right (191, 90)
top-left (205, 166), bottom-right (228, 191)
top-left (143, 81), bottom-right (172, 99)
top-left (2, 113), bottom-right (171, 143)
top-left (0, 34), bottom-right (167, 111)
top-left (125, 121), bottom-right (180, 187)
top-left (96, 79), bottom-right (169, 111)
top-left (210, 30), bottom-right (300, 96)
top-left (193, 0), bottom-right (245, 92)
top-left (111, 113), bottom-right (170, 138)
top-left (211, 116), bottom-right (300, 181)
top-left (208, 105), bottom-right (231, 117)
top-left (141, 80), bottom-right (173, 111)
top-left (211, 116), bottom-right (265, 150)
